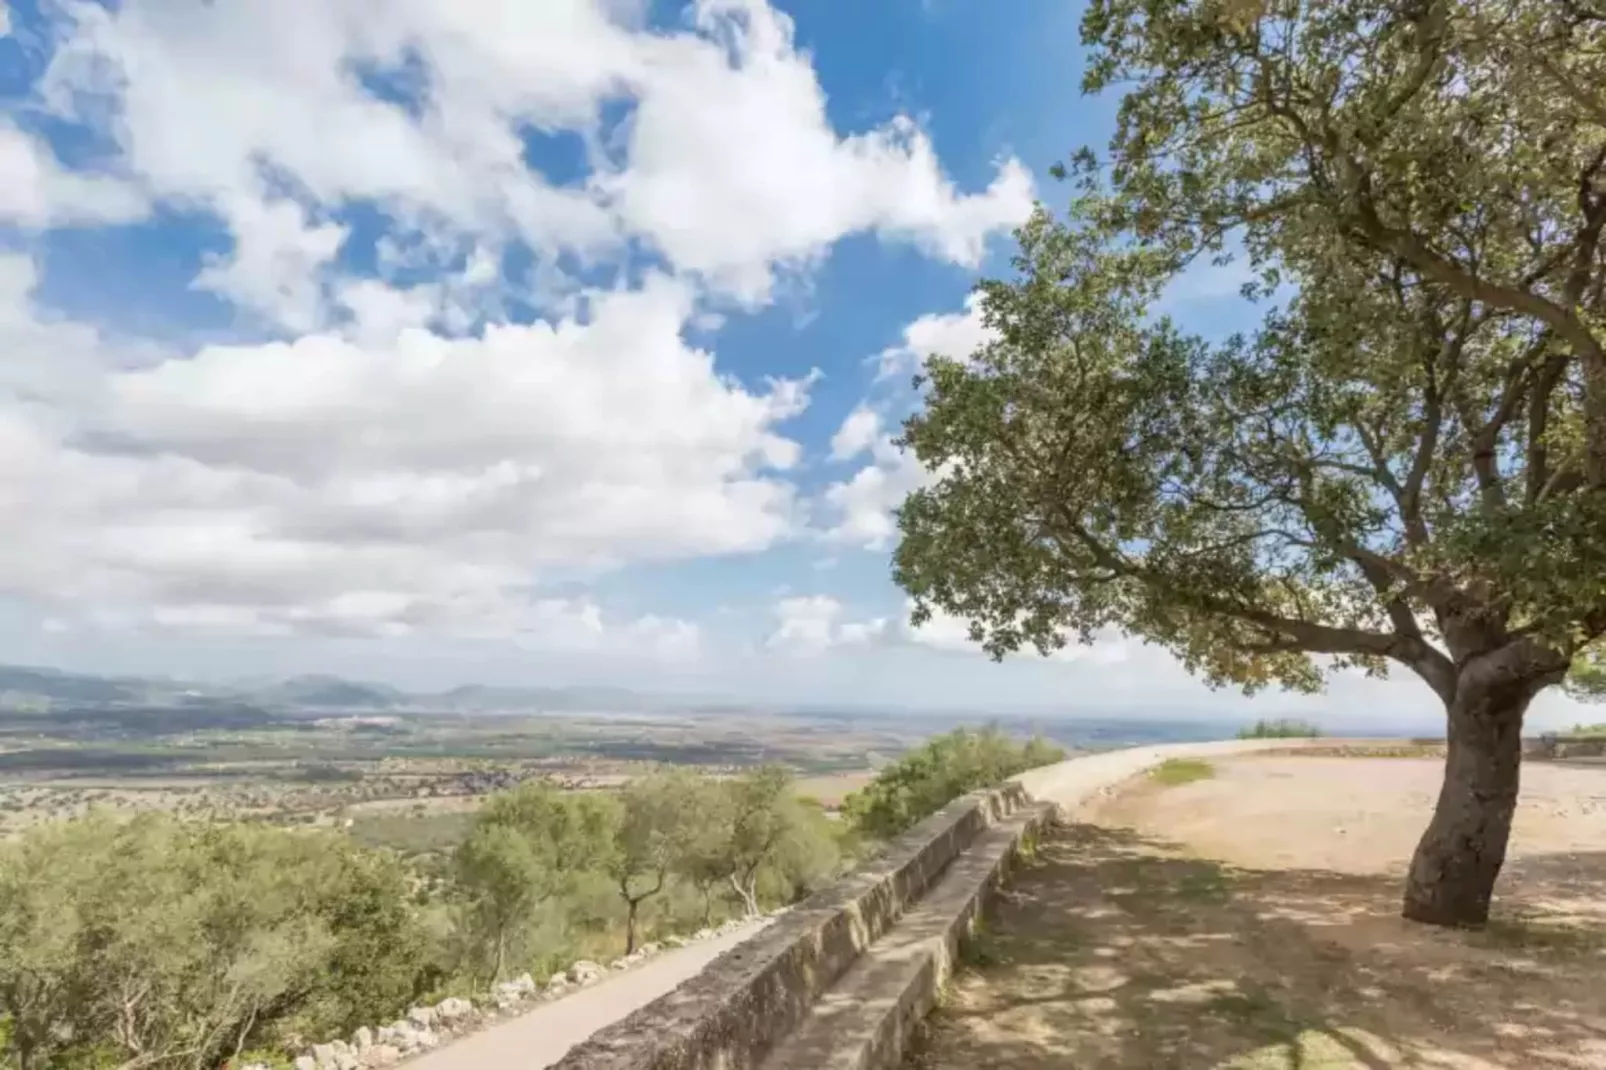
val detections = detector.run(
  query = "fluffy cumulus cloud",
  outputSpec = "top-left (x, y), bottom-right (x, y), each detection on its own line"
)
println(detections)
top-left (821, 293), bottom-right (993, 548)
top-left (33, 0), bottom-right (1032, 315)
top-left (767, 592), bottom-right (1134, 665)
top-left (0, 0), bottom-right (1033, 655)
top-left (765, 595), bottom-right (887, 656)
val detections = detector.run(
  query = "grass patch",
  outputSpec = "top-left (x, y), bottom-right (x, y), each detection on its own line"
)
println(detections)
top-left (958, 918), bottom-right (1008, 969)
top-left (1150, 758), bottom-right (1216, 786)
top-left (1474, 916), bottom-right (1606, 955)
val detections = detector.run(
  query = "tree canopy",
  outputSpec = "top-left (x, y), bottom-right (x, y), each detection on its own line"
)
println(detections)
top-left (893, 0), bottom-right (1606, 926)
top-left (0, 815), bottom-right (431, 1070)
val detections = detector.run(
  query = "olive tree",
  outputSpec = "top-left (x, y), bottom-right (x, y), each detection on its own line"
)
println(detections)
top-left (896, 0), bottom-right (1606, 928)
top-left (454, 783), bottom-right (614, 979)
top-left (604, 770), bottom-right (703, 955)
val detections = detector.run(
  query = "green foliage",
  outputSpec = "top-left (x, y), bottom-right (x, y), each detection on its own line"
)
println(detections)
top-left (1566, 645), bottom-right (1606, 701)
top-left (895, 0), bottom-right (1606, 710)
top-left (0, 814), bottom-right (431, 1070)
top-left (0, 762), bottom-right (859, 1069)
top-left (452, 782), bottom-right (615, 980)
top-left (1149, 759), bottom-right (1215, 787)
top-left (1237, 719), bottom-right (1323, 740)
top-left (842, 727), bottom-right (1065, 841)
top-left (606, 770), bottom-right (705, 953)
top-left (702, 766), bottom-right (831, 915)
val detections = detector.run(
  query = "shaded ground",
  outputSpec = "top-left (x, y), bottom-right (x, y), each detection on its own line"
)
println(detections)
top-left (906, 757), bottom-right (1606, 1069)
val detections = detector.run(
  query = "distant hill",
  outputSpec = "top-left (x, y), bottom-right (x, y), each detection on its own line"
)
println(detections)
top-left (435, 683), bottom-right (650, 713)
top-left (247, 674), bottom-right (406, 710)
top-left (0, 663), bottom-right (656, 715)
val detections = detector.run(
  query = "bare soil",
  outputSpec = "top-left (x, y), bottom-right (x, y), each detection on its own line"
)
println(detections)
top-left (906, 756), bottom-right (1606, 1069)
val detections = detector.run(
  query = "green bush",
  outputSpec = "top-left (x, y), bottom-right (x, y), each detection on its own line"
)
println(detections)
top-left (0, 814), bottom-right (435, 1070)
top-left (0, 767), bottom-right (854, 1070)
top-left (1236, 718), bottom-right (1323, 739)
top-left (842, 727), bottom-right (1064, 841)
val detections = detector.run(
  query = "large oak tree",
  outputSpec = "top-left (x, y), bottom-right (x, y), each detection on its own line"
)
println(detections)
top-left (893, 0), bottom-right (1606, 926)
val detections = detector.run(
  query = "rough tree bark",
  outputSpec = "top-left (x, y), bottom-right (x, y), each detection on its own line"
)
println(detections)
top-left (1402, 645), bottom-right (1558, 927)
top-left (624, 898), bottom-right (641, 956)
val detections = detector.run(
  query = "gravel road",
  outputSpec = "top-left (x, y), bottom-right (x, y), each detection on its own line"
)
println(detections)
top-left (404, 920), bottom-right (769, 1070)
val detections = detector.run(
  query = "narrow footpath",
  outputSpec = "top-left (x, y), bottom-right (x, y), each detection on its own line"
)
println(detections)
top-left (405, 921), bottom-right (769, 1070)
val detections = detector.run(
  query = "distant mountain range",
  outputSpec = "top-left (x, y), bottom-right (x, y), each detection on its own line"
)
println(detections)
top-left (0, 663), bottom-right (668, 714)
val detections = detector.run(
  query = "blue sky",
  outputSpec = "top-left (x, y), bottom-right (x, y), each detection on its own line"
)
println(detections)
top-left (0, 0), bottom-right (1589, 730)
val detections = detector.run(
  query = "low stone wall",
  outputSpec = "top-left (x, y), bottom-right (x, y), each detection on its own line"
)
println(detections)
top-left (1532, 733), bottom-right (1606, 760)
top-left (549, 783), bottom-right (1031, 1070)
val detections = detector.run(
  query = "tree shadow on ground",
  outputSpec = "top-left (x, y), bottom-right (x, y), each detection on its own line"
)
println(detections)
top-left (904, 822), bottom-right (1606, 1069)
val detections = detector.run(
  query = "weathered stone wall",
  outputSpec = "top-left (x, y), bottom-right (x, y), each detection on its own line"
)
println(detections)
top-left (548, 783), bottom-right (1029, 1070)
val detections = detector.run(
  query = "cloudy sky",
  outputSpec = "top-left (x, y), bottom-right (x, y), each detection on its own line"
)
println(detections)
top-left (0, 0), bottom-right (1592, 730)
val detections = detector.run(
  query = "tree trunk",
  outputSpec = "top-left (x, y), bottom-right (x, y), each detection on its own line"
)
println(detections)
top-left (625, 899), bottom-right (640, 956)
top-left (1402, 670), bottom-right (1532, 927)
top-left (729, 873), bottom-right (759, 917)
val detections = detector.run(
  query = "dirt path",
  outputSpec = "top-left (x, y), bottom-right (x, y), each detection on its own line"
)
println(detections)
top-left (906, 756), bottom-right (1606, 1069)
top-left (405, 921), bottom-right (768, 1070)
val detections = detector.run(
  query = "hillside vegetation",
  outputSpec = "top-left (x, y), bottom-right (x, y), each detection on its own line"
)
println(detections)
top-left (842, 727), bottom-right (1064, 840)
top-left (0, 724), bottom-right (1064, 1070)
top-left (0, 766), bottom-right (845, 1070)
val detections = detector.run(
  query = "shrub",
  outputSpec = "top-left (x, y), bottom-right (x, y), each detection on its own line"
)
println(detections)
top-left (0, 814), bottom-right (435, 1070)
top-left (842, 727), bottom-right (1064, 841)
top-left (1237, 718), bottom-right (1323, 739)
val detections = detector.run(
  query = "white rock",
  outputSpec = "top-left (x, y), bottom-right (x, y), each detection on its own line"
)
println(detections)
top-left (360, 1044), bottom-right (401, 1068)
top-left (510, 972), bottom-right (536, 994)
top-left (312, 1043), bottom-right (338, 1070)
top-left (665, 935), bottom-right (687, 948)
top-left (334, 1051), bottom-right (359, 1070)
top-left (294, 1057), bottom-right (316, 1070)
top-left (609, 958), bottom-right (630, 971)
top-left (435, 996), bottom-right (474, 1021)
top-left (567, 960), bottom-right (604, 985)
top-left (352, 1026), bottom-right (373, 1052)
top-left (384, 1023), bottom-right (420, 1052)
top-left (639, 942), bottom-right (660, 956)
top-left (692, 928), bottom-right (714, 941)
top-left (406, 1006), bottom-right (436, 1029)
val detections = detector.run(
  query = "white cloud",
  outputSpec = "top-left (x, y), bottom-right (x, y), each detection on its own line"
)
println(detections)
top-left (35, 0), bottom-right (1031, 315)
top-left (0, 0), bottom-right (1039, 681)
top-left (0, 260), bottom-right (806, 641)
top-left (874, 289), bottom-right (992, 381)
top-left (194, 191), bottom-right (350, 332)
top-left (830, 405), bottom-right (882, 461)
top-left (766, 595), bottom-right (886, 656)
top-left (899, 599), bottom-right (1133, 664)
top-left (603, 1), bottom-right (1034, 301)
top-left (821, 294), bottom-right (996, 548)
top-left (0, 121), bottom-right (147, 228)
top-left (820, 448), bottom-right (929, 549)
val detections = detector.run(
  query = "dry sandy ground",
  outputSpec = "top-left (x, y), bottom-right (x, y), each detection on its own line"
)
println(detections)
top-left (907, 756), bottom-right (1606, 1070)
top-left (403, 919), bottom-right (767, 1070)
